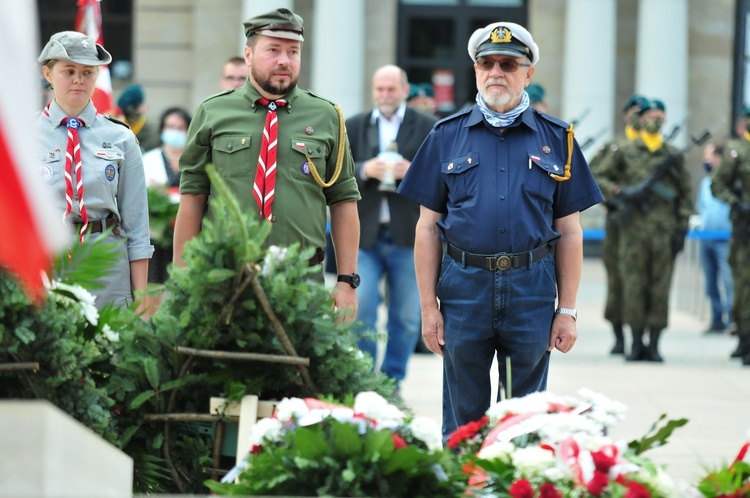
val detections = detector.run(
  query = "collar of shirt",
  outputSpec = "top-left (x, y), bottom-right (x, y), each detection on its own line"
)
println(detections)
top-left (370, 103), bottom-right (406, 126)
top-left (46, 99), bottom-right (97, 129)
top-left (464, 105), bottom-right (539, 133)
top-left (242, 83), bottom-right (300, 114)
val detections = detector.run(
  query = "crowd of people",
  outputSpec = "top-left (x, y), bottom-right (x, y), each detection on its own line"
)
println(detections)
top-left (31, 6), bottom-right (750, 446)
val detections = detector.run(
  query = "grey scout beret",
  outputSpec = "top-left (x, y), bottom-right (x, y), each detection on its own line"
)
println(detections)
top-left (38, 31), bottom-right (112, 66)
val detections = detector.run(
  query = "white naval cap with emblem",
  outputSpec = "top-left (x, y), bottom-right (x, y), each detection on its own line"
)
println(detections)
top-left (467, 22), bottom-right (539, 66)
top-left (38, 31), bottom-right (112, 66)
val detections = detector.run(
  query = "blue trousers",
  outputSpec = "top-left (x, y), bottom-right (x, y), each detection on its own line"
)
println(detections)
top-left (438, 252), bottom-right (555, 438)
top-left (354, 226), bottom-right (421, 386)
top-left (700, 239), bottom-right (733, 327)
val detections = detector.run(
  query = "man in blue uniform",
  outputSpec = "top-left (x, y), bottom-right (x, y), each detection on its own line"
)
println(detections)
top-left (398, 21), bottom-right (602, 438)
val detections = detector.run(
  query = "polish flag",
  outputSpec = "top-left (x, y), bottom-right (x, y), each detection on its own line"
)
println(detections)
top-left (76, 0), bottom-right (113, 114)
top-left (0, 3), bottom-right (67, 301)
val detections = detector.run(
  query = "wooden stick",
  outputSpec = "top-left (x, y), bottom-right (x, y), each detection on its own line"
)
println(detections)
top-left (144, 413), bottom-right (238, 423)
top-left (0, 362), bottom-right (40, 372)
top-left (174, 346), bottom-right (310, 366)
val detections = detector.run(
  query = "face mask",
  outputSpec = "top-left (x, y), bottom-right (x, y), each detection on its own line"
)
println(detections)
top-left (703, 162), bottom-right (712, 173)
top-left (161, 129), bottom-right (187, 148)
top-left (627, 112), bottom-right (641, 131)
top-left (642, 118), bottom-right (663, 134)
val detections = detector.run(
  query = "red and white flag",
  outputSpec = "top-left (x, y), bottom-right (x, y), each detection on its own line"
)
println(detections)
top-left (76, 0), bottom-right (113, 113)
top-left (0, 3), bottom-right (67, 301)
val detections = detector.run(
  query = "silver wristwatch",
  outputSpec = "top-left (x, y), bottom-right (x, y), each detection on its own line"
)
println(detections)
top-left (555, 307), bottom-right (577, 321)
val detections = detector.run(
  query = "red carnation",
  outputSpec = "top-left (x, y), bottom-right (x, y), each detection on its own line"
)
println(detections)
top-left (591, 449), bottom-right (617, 473)
top-left (392, 433), bottom-right (408, 450)
top-left (447, 416), bottom-right (489, 449)
top-left (586, 470), bottom-right (610, 496)
top-left (539, 482), bottom-right (563, 498)
top-left (508, 478), bottom-right (534, 498)
top-left (624, 480), bottom-right (651, 498)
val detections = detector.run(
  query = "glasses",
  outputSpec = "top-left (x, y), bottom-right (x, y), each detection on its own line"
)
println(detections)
top-left (223, 76), bottom-right (246, 82)
top-left (476, 58), bottom-right (531, 73)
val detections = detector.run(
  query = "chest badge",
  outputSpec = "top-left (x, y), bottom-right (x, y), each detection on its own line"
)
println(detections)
top-left (305, 126), bottom-right (314, 136)
top-left (105, 164), bottom-right (116, 181)
top-left (467, 157), bottom-right (472, 164)
top-left (39, 164), bottom-right (53, 183)
top-left (542, 145), bottom-right (551, 154)
top-left (447, 163), bottom-right (454, 170)
top-left (241, 138), bottom-right (246, 145)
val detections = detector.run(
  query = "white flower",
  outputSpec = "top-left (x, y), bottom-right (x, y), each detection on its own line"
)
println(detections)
top-left (354, 391), bottom-right (404, 424)
top-left (261, 245), bottom-right (288, 275)
top-left (102, 324), bottom-right (120, 343)
top-left (477, 440), bottom-right (515, 461)
top-left (48, 280), bottom-right (99, 325)
top-left (297, 409), bottom-right (330, 427)
top-left (486, 392), bottom-right (561, 425)
top-left (576, 388), bottom-right (628, 428)
top-left (275, 397), bottom-right (309, 423)
top-left (511, 446), bottom-right (556, 473)
top-left (248, 417), bottom-right (283, 447)
top-left (537, 413), bottom-right (603, 443)
top-left (409, 417), bottom-right (443, 452)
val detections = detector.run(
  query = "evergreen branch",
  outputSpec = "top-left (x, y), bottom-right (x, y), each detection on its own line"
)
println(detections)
top-left (205, 164), bottom-right (251, 262)
top-left (245, 263), bottom-right (317, 394)
top-left (175, 346), bottom-right (310, 366)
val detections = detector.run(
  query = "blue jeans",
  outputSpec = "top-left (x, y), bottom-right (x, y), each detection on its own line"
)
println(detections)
top-left (354, 226), bottom-right (421, 386)
top-left (700, 240), bottom-right (733, 327)
top-left (438, 252), bottom-right (556, 438)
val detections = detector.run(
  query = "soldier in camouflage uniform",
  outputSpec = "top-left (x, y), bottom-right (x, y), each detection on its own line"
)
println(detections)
top-left (711, 109), bottom-right (750, 366)
top-left (595, 100), bottom-right (692, 362)
top-left (590, 95), bottom-right (649, 355)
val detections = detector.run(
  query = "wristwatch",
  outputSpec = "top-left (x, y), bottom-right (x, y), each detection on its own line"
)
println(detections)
top-left (337, 273), bottom-right (361, 289)
top-left (555, 307), bottom-right (577, 321)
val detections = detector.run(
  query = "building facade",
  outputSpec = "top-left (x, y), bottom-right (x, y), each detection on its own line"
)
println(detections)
top-left (38, 0), bottom-right (745, 218)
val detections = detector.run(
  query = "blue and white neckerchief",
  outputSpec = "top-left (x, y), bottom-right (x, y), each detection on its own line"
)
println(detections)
top-left (476, 90), bottom-right (529, 128)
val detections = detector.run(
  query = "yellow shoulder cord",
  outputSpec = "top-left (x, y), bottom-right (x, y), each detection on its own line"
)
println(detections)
top-left (306, 104), bottom-right (346, 188)
top-left (551, 123), bottom-right (574, 182)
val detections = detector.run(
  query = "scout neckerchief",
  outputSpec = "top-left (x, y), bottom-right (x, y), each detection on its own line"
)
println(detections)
top-left (476, 90), bottom-right (529, 128)
top-left (44, 103), bottom-right (89, 243)
top-left (254, 98), bottom-right (287, 221)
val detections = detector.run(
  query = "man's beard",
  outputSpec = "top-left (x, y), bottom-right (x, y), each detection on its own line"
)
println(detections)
top-left (252, 65), bottom-right (299, 96)
top-left (480, 79), bottom-right (521, 109)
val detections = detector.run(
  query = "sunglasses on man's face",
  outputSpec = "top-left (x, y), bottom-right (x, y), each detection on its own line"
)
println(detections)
top-left (476, 58), bottom-right (531, 73)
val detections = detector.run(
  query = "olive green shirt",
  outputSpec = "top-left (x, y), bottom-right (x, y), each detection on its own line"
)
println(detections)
top-left (712, 137), bottom-right (750, 206)
top-left (179, 84), bottom-right (359, 249)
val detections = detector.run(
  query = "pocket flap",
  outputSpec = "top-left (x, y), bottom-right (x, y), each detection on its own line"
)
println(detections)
top-left (529, 153), bottom-right (564, 176)
top-left (441, 152), bottom-right (479, 174)
top-left (93, 149), bottom-right (125, 161)
top-left (213, 135), bottom-right (251, 154)
top-left (290, 139), bottom-right (327, 159)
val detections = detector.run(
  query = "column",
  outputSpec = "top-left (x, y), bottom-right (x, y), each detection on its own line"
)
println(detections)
top-left (561, 0), bottom-right (617, 160)
top-left (635, 0), bottom-right (689, 146)
top-left (311, 0), bottom-right (365, 117)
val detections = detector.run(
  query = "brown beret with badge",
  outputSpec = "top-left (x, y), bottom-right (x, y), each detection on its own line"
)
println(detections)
top-left (243, 8), bottom-right (305, 42)
top-left (467, 22), bottom-right (539, 66)
top-left (38, 31), bottom-right (112, 66)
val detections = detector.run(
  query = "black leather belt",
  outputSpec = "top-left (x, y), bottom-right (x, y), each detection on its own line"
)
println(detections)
top-left (446, 243), bottom-right (553, 271)
top-left (308, 247), bottom-right (325, 267)
top-left (72, 214), bottom-right (119, 234)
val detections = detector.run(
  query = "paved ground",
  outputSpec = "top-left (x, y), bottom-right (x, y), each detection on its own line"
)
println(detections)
top-left (397, 256), bottom-right (750, 489)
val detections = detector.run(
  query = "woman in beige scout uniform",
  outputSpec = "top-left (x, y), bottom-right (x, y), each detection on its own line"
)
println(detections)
top-left (37, 31), bottom-right (153, 310)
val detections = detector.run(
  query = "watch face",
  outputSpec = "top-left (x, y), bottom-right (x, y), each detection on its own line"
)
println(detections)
top-left (352, 274), bottom-right (361, 288)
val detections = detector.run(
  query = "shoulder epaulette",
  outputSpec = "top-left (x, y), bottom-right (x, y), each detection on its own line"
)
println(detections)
top-left (435, 107), bottom-right (473, 127)
top-left (535, 110), bottom-right (569, 129)
top-left (103, 114), bottom-right (130, 129)
top-left (304, 89), bottom-right (339, 108)
top-left (203, 88), bottom-right (235, 103)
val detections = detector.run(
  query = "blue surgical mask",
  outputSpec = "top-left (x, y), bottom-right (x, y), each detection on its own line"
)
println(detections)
top-left (161, 129), bottom-right (187, 148)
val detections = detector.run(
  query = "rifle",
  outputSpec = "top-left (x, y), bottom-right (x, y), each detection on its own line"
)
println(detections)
top-left (579, 127), bottom-right (609, 152)
top-left (664, 113), bottom-right (691, 142)
top-left (610, 129), bottom-right (710, 227)
top-left (569, 107), bottom-right (591, 128)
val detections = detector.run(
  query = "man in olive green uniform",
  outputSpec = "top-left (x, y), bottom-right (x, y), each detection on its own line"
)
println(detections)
top-left (595, 100), bottom-right (692, 362)
top-left (174, 8), bottom-right (361, 321)
top-left (590, 95), bottom-right (649, 355)
top-left (711, 109), bottom-right (750, 366)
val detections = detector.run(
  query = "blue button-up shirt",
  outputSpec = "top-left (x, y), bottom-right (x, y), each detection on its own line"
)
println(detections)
top-left (398, 106), bottom-right (603, 254)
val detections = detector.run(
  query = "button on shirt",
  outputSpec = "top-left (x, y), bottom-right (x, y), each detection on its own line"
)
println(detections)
top-left (37, 100), bottom-right (153, 262)
top-left (398, 106), bottom-right (603, 254)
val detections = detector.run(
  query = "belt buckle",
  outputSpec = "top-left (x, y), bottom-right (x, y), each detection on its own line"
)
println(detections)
top-left (488, 255), bottom-right (512, 271)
